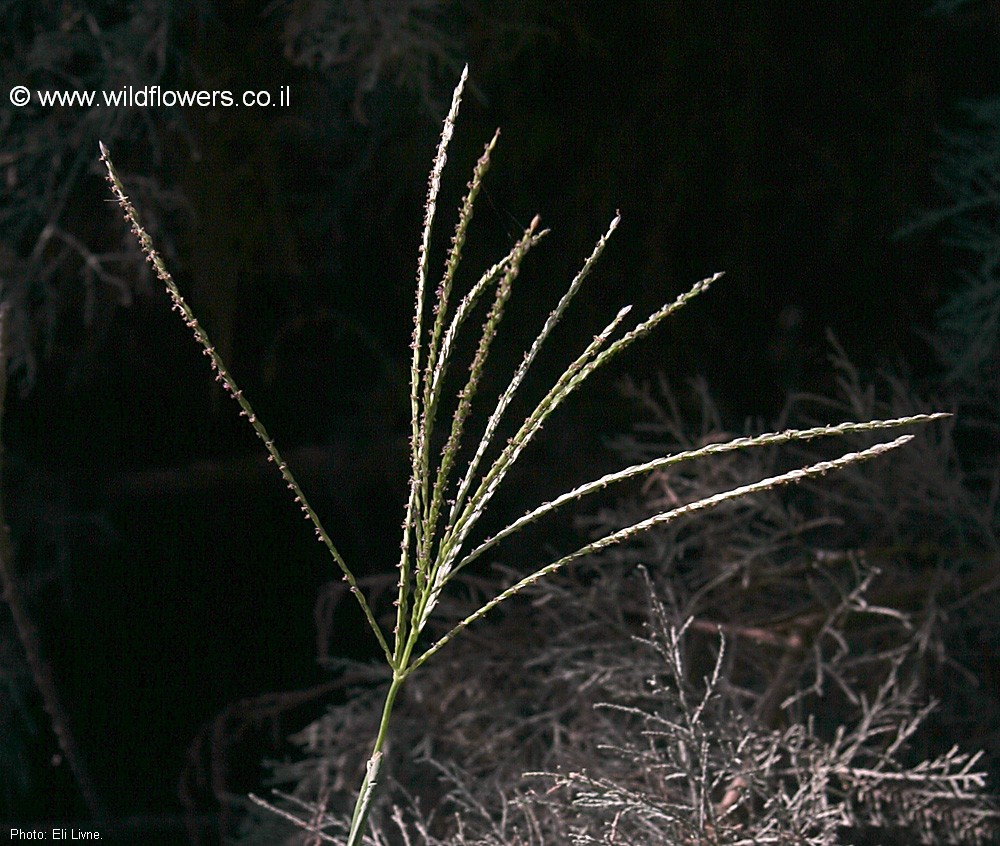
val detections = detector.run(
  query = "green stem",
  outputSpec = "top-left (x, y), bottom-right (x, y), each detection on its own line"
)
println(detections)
top-left (346, 674), bottom-right (406, 846)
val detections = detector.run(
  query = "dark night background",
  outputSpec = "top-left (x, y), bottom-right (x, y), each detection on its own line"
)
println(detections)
top-left (1, 1), bottom-right (997, 842)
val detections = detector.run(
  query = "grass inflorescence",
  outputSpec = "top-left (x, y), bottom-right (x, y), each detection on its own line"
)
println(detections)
top-left (101, 67), bottom-right (951, 845)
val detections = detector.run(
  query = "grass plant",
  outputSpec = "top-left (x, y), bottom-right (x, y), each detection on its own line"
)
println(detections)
top-left (101, 67), bottom-right (949, 844)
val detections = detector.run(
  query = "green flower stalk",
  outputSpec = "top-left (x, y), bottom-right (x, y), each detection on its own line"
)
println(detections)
top-left (100, 66), bottom-right (944, 845)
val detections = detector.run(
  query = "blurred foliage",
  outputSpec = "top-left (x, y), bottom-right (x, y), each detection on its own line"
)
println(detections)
top-left (0, 0), bottom-right (200, 385)
top-left (898, 0), bottom-right (1000, 497)
top-left (908, 118), bottom-right (1000, 403)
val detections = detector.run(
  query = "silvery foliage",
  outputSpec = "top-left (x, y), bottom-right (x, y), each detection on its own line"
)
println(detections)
top-left (238, 370), bottom-right (1000, 845)
top-left (0, 0), bottom-right (194, 385)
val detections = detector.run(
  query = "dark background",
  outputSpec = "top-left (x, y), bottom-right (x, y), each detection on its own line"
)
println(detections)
top-left (0, 1), bottom-right (996, 841)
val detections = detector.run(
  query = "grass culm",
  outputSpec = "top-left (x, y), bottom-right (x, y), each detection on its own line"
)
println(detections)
top-left (100, 67), bottom-right (949, 845)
